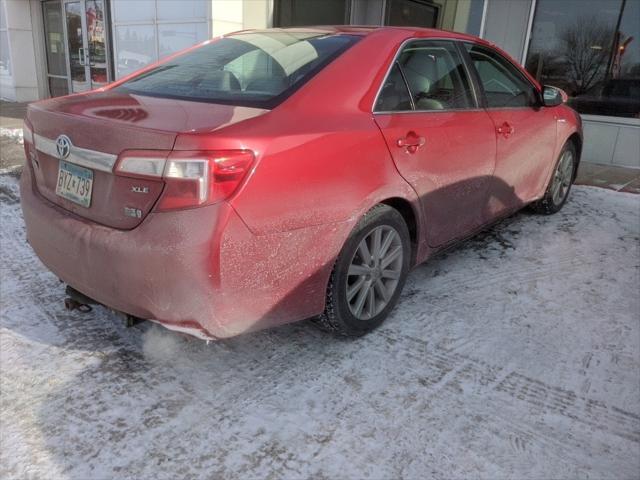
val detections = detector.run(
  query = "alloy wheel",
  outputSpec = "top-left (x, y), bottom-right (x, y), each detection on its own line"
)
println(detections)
top-left (551, 150), bottom-right (574, 205)
top-left (346, 225), bottom-right (403, 320)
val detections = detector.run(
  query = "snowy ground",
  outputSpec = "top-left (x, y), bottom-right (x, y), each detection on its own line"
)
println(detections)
top-left (1, 172), bottom-right (639, 479)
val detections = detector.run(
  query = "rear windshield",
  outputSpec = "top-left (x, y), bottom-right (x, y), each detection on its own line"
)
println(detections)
top-left (116, 32), bottom-right (360, 109)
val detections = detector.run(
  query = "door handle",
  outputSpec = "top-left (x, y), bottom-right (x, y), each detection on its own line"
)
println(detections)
top-left (78, 47), bottom-right (86, 66)
top-left (397, 132), bottom-right (426, 154)
top-left (496, 122), bottom-right (515, 138)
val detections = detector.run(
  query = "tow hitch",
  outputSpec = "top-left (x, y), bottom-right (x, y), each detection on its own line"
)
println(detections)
top-left (64, 285), bottom-right (146, 327)
top-left (64, 285), bottom-right (95, 313)
top-left (124, 315), bottom-right (145, 328)
top-left (64, 297), bottom-right (93, 313)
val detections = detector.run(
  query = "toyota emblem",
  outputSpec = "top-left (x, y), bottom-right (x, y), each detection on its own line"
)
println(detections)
top-left (55, 135), bottom-right (72, 159)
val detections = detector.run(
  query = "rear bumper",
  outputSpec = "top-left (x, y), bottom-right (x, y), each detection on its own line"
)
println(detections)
top-left (20, 166), bottom-right (348, 339)
top-left (20, 165), bottom-right (228, 338)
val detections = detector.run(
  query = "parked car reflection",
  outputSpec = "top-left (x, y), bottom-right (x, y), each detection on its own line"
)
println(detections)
top-left (569, 79), bottom-right (640, 118)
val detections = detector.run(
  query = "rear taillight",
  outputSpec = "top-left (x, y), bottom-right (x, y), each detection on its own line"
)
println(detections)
top-left (117, 150), bottom-right (168, 178)
top-left (115, 150), bottom-right (255, 211)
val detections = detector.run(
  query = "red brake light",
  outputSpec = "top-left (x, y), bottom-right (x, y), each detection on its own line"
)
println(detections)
top-left (115, 149), bottom-right (255, 211)
top-left (212, 151), bottom-right (256, 199)
top-left (156, 150), bottom-right (254, 212)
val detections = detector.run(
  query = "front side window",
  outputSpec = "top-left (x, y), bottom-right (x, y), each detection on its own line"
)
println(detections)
top-left (375, 40), bottom-right (475, 112)
top-left (116, 31), bottom-right (360, 109)
top-left (465, 44), bottom-right (539, 108)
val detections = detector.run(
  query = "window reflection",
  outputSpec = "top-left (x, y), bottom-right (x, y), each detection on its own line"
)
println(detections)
top-left (274, 0), bottom-right (349, 27)
top-left (525, 0), bottom-right (640, 118)
top-left (0, 0), bottom-right (5, 30)
top-left (65, 2), bottom-right (88, 91)
top-left (0, 30), bottom-right (11, 76)
top-left (385, 0), bottom-right (439, 28)
top-left (111, 0), bottom-right (209, 80)
top-left (112, 0), bottom-right (155, 23)
top-left (86, 0), bottom-right (108, 85)
top-left (115, 25), bottom-right (156, 78)
top-left (43, 1), bottom-right (67, 77)
top-left (158, 23), bottom-right (208, 58)
top-left (48, 76), bottom-right (69, 97)
top-left (454, 0), bottom-right (485, 37)
top-left (157, 0), bottom-right (207, 21)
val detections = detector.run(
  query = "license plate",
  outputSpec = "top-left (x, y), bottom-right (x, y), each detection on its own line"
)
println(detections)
top-left (55, 161), bottom-right (94, 208)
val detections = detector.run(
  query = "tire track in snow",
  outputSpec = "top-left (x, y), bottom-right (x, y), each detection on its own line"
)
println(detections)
top-left (374, 331), bottom-right (637, 474)
top-left (418, 255), bottom-right (588, 298)
top-left (378, 330), bottom-right (640, 445)
top-left (496, 372), bottom-right (640, 443)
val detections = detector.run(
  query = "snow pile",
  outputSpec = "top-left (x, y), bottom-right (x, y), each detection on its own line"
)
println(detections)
top-left (0, 127), bottom-right (23, 145)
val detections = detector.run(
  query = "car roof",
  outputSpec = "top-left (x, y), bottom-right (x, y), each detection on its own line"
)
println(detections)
top-left (239, 26), bottom-right (537, 92)
top-left (232, 25), bottom-right (488, 44)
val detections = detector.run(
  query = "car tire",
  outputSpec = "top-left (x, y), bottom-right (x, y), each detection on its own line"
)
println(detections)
top-left (313, 204), bottom-right (411, 337)
top-left (530, 142), bottom-right (577, 215)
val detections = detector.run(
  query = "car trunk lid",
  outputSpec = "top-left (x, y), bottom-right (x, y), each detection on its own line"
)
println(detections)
top-left (27, 91), bottom-right (267, 229)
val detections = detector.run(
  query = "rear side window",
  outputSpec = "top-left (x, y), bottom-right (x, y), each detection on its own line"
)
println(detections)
top-left (116, 32), bottom-right (360, 109)
top-left (464, 43), bottom-right (538, 108)
top-left (375, 40), bottom-right (475, 112)
top-left (375, 63), bottom-right (412, 112)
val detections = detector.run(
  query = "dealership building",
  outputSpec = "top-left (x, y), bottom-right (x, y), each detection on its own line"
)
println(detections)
top-left (0, 0), bottom-right (638, 166)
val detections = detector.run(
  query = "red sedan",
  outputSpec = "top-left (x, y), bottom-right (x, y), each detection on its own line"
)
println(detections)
top-left (20, 27), bottom-right (582, 340)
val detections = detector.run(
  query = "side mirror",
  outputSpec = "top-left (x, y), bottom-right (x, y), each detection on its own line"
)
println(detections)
top-left (542, 85), bottom-right (567, 107)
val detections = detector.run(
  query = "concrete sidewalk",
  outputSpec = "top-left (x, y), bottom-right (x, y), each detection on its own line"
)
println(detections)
top-left (1, 100), bottom-right (638, 191)
top-left (0, 100), bottom-right (28, 129)
top-left (575, 162), bottom-right (640, 194)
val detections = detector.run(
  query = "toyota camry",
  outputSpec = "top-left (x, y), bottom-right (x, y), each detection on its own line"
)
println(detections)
top-left (20, 26), bottom-right (582, 340)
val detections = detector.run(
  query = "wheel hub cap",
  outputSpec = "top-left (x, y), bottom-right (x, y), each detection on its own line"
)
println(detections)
top-left (551, 150), bottom-right (574, 206)
top-left (346, 225), bottom-right (403, 321)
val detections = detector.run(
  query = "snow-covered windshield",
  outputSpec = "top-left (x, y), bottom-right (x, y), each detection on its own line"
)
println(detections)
top-left (116, 31), bottom-right (360, 109)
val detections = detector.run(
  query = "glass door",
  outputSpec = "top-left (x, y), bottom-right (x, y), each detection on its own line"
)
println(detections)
top-left (85, 0), bottom-right (109, 87)
top-left (43, 0), bottom-right (69, 96)
top-left (64, 1), bottom-right (89, 92)
top-left (43, 0), bottom-right (112, 96)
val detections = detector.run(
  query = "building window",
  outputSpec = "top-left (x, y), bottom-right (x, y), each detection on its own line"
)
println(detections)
top-left (111, 0), bottom-right (209, 79)
top-left (525, 0), bottom-right (640, 119)
top-left (42, 0), bottom-right (68, 96)
top-left (274, 0), bottom-right (350, 27)
top-left (385, 0), bottom-right (439, 28)
top-left (349, 0), bottom-right (486, 35)
top-left (0, 0), bottom-right (11, 76)
top-left (114, 24), bottom-right (157, 78)
top-left (451, 0), bottom-right (484, 37)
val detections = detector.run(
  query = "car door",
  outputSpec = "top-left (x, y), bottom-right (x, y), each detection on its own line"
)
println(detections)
top-left (374, 39), bottom-right (497, 247)
top-left (463, 43), bottom-right (558, 215)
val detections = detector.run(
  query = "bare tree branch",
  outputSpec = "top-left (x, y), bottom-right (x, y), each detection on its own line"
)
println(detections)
top-left (559, 16), bottom-right (614, 94)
